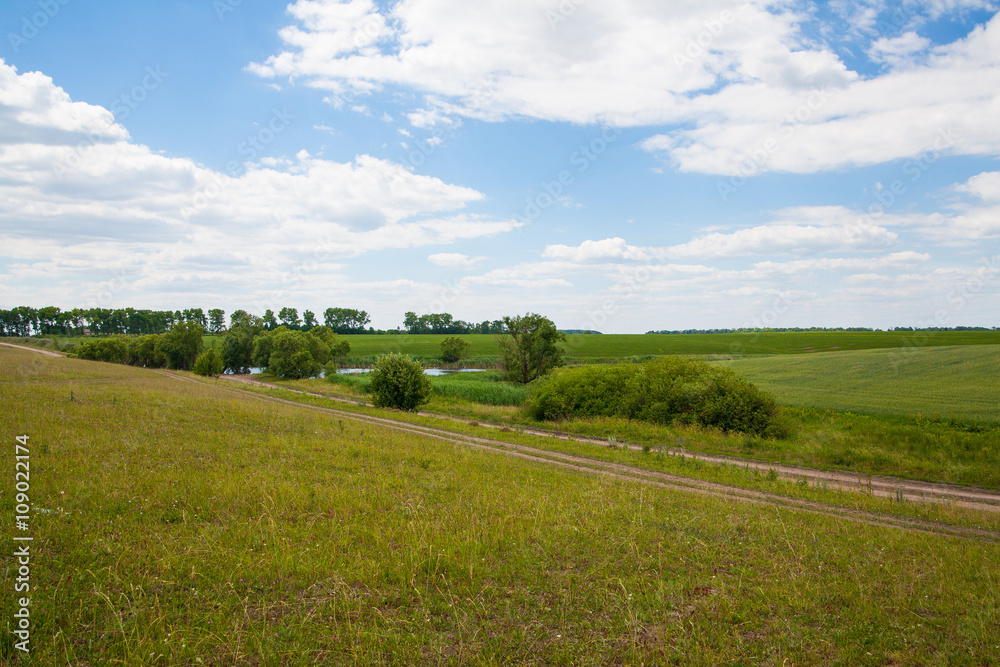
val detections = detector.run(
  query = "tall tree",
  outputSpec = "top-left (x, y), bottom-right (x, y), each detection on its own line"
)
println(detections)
top-left (302, 310), bottom-right (317, 330)
top-left (497, 313), bottom-right (566, 384)
top-left (208, 308), bottom-right (226, 333)
top-left (278, 307), bottom-right (301, 329)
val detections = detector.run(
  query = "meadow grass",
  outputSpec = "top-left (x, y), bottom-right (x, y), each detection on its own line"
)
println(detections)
top-left (3, 347), bottom-right (1000, 664)
top-left (717, 344), bottom-right (1000, 423)
top-left (267, 356), bottom-right (1000, 490)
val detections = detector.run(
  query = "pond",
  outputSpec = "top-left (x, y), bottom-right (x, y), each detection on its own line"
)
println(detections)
top-left (228, 367), bottom-right (486, 377)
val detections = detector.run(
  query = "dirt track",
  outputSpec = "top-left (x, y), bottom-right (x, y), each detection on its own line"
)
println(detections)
top-left (215, 373), bottom-right (1000, 514)
top-left (5, 341), bottom-right (997, 541)
top-left (166, 371), bottom-right (1000, 542)
top-left (0, 341), bottom-right (64, 357)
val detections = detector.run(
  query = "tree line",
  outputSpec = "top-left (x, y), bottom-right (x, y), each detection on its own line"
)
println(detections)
top-left (1, 305), bottom-right (513, 337)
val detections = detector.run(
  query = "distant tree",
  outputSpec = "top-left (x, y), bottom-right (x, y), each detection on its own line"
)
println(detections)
top-left (208, 308), bottom-right (226, 333)
top-left (221, 314), bottom-right (264, 374)
top-left (182, 308), bottom-right (207, 327)
top-left (440, 336), bottom-right (470, 363)
top-left (302, 310), bottom-right (317, 330)
top-left (278, 307), bottom-right (301, 329)
top-left (262, 309), bottom-right (278, 330)
top-left (369, 353), bottom-right (431, 411)
top-left (229, 309), bottom-right (250, 328)
top-left (250, 325), bottom-right (348, 378)
top-left (497, 313), bottom-right (566, 384)
top-left (307, 325), bottom-right (350, 357)
top-left (155, 321), bottom-right (205, 370)
top-left (324, 307), bottom-right (371, 333)
top-left (126, 334), bottom-right (165, 368)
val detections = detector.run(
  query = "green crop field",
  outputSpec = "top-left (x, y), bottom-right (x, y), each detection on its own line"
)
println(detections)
top-left (3, 346), bottom-right (1000, 664)
top-left (718, 344), bottom-right (1000, 423)
top-left (24, 329), bottom-right (1000, 364)
top-left (311, 330), bottom-right (1000, 362)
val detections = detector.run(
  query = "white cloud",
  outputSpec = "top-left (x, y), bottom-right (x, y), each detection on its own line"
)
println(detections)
top-left (251, 1), bottom-right (1000, 174)
top-left (956, 170), bottom-right (1000, 201)
top-left (0, 59), bottom-right (519, 306)
top-left (868, 31), bottom-right (932, 68)
top-left (428, 253), bottom-right (486, 269)
top-left (543, 237), bottom-right (650, 262)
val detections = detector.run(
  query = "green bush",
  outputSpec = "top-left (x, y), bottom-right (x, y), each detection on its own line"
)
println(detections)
top-left (126, 334), bottom-right (165, 368)
top-left (193, 349), bottom-right (224, 376)
top-left (73, 337), bottom-right (129, 364)
top-left (526, 357), bottom-right (786, 437)
top-left (440, 336), bottom-right (470, 363)
top-left (369, 353), bottom-right (432, 411)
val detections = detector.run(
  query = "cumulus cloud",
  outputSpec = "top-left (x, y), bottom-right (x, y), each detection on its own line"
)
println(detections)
top-left (427, 252), bottom-right (487, 268)
top-left (543, 238), bottom-right (650, 262)
top-left (0, 59), bottom-right (519, 306)
top-left (251, 0), bottom-right (1000, 174)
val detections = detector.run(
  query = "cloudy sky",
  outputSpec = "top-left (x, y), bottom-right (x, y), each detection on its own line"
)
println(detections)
top-left (1, 0), bottom-right (999, 333)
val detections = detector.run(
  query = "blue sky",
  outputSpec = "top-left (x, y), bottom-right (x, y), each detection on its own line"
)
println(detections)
top-left (1, 0), bottom-right (998, 333)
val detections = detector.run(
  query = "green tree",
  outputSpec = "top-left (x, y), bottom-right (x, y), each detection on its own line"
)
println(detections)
top-left (302, 310), bottom-right (317, 330)
top-left (497, 313), bottom-right (565, 384)
top-left (262, 309), bottom-right (278, 330)
top-left (250, 327), bottom-right (342, 379)
top-left (208, 308), bottom-right (226, 333)
top-left (440, 336), bottom-right (470, 363)
top-left (324, 307), bottom-right (370, 333)
top-left (369, 353), bottom-right (431, 411)
top-left (221, 314), bottom-right (264, 373)
top-left (193, 348), bottom-right (224, 376)
top-left (126, 334), bottom-right (165, 367)
top-left (74, 337), bottom-right (129, 364)
top-left (155, 321), bottom-right (205, 370)
top-left (278, 307), bottom-right (301, 329)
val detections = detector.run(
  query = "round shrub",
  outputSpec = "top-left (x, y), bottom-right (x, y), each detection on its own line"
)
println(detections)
top-left (526, 357), bottom-right (784, 437)
top-left (369, 353), bottom-right (432, 411)
top-left (193, 348), bottom-right (224, 377)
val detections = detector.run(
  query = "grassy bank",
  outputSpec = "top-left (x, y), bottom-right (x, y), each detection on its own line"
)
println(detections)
top-left (3, 347), bottom-right (1000, 664)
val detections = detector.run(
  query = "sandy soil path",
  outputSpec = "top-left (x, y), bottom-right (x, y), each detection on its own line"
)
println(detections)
top-left (0, 341), bottom-right (64, 357)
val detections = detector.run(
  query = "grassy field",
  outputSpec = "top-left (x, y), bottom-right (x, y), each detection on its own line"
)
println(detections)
top-left (718, 345), bottom-right (1000, 423)
top-left (320, 330), bottom-right (1000, 361)
top-left (272, 344), bottom-right (1000, 489)
top-left (3, 347), bottom-right (1000, 664)
top-left (19, 329), bottom-right (1000, 363)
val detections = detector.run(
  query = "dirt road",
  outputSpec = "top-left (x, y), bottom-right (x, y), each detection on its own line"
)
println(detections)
top-left (216, 373), bottom-right (1000, 513)
top-left (184, 372), bottom-right (1000, 542)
